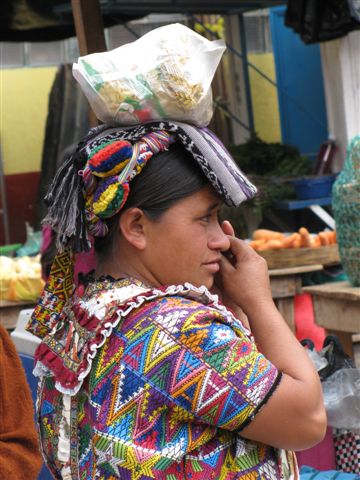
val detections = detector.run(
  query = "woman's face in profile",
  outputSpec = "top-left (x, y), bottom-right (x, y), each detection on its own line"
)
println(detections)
top-left (142, 186), bottom-right (230, 289)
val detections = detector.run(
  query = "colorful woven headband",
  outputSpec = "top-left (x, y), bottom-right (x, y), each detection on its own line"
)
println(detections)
top-left (83, 130), bottom-right (174, 240)
top-left (43, 129), bottom-right (175, 252)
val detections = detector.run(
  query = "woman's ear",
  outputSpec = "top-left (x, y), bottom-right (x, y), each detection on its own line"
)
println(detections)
top-left (119, 208), bottom-right (147, 250)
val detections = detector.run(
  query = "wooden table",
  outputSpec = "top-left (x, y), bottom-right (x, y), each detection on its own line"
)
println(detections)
top-left (269, 264), bottom-right (324, 332)
top-left (302, 281), bottom-right (360, 358)
top-left (0, 300), bottom-right (35, 330)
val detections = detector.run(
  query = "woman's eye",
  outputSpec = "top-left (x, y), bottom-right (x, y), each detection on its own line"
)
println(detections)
top-left (200, 214), bottom-right (211, 222)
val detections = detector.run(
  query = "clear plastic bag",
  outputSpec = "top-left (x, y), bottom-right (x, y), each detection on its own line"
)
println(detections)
top-left (73, 23), bottom-right (226, 127)
top-left (305, 347), bottom-right (329, 372)
top-left (322, 368), bottom-right (360, 431)
top-left (302, 336), bottom-right (359, 432)
top-left (16, 222), bottom-right (42, 257)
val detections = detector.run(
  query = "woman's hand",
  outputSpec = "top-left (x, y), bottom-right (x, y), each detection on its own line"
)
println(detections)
top-left (216, 222), bottom-right (326, 451)
top-left (215, 221), bottom-right (273, 317)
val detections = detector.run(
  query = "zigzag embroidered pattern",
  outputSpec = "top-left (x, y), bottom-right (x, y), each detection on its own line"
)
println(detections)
top-left (37, 279), bottom-right (296, 479)
top-left (27, 250), bottom-right (74, 339)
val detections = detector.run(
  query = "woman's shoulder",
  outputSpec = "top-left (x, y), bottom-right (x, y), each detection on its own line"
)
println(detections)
top-left (124, 282), bottom-right (225, 317)
top-left (128, 292), bottom-right (223, 330)
top-left (76, 278), bottom-right (251, 347)
top-left (144, 289), bottom-right (216, 310)
top-left (81, 279), bottom-right (250, 339)
top-left (81, 278), bottom-right (223, 317)
top-left (31, 279), bottom-right (249, 395)
top-left (123, 283), bottom-right (251, 339)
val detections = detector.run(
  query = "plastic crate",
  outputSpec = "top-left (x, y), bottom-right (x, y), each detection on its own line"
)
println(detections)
top-left (291, 175), bottom-right (337, 200)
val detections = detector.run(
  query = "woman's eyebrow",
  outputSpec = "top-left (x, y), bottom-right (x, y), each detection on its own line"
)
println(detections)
top-left (206, 202), bottom-right (221, 213)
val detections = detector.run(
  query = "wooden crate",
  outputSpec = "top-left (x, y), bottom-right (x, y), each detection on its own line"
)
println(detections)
top-left (303, 281), bottom-right (360, 358)
top-left (258, 244), bottom-right (340, 269)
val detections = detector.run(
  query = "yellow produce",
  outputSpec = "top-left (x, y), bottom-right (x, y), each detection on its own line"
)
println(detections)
top-left (0, 255), bottom-right (44, 302)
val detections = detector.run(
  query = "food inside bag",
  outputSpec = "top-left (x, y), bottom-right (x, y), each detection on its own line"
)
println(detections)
top-left (73, 23), bottom-right (226, 127)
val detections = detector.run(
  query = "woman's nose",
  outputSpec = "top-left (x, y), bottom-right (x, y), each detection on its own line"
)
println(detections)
top-left (208, 223), bottom-right (231, 251)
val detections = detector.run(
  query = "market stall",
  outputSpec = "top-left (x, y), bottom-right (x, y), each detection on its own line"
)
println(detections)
top-left (1, 1), bottom-right (359, 477)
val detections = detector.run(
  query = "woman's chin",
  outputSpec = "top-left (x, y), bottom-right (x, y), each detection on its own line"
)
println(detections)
top-left (190, 276), bottom-right (214, 291)
top-left (166, 272), bottom-right (214, 290)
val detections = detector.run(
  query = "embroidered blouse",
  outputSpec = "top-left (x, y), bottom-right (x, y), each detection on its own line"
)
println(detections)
top-left (33, 277), bottom-right (298, 479)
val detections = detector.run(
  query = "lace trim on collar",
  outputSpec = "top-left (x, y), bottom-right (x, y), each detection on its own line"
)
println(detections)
top-left (33, 282), bottom-right (250, 396)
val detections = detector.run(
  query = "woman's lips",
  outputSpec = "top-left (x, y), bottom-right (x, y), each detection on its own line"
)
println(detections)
top-left (203, 260), bottom-right (220, 273)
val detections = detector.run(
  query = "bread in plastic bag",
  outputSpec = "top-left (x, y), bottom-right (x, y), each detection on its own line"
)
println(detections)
top-left (72, 23), bottom-right (226, 127)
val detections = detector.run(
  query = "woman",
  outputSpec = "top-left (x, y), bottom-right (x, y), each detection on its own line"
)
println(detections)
top-left (27, 121), bottom-right (326, 479)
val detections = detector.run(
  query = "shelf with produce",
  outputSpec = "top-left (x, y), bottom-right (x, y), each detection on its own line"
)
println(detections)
top-left (249, 228), bottom-right (340, 269)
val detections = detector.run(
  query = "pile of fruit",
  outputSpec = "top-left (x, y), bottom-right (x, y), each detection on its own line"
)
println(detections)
top-left (0, 255), bottom-right (44, 302)
top-left (249, 228), bottom-right (337, 251)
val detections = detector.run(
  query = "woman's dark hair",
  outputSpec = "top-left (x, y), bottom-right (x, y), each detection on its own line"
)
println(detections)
top-left (95, 142), bottom-right (208, 256)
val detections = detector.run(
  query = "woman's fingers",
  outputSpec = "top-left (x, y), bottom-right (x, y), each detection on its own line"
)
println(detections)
top-left (221, 220), bottom-right (235, 237)
top-left (221, 221), bottom-right (237, 265)
top-left (226, 235), bottom-right (253, 261)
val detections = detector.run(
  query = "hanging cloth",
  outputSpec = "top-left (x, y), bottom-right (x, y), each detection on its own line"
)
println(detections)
top-left (285, 0), bottom-right (360, 44)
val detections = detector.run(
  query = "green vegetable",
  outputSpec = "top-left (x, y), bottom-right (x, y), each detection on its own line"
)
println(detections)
top-left (229, 133), bottom-right (312, 178)
top-left (223, 134), bottom-right (313, 236)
